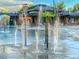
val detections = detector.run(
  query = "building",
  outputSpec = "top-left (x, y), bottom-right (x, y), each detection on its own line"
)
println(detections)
top-left (0, 12), bottom-right (19, 26)
top-left (19, 4), bottom-right (68, 26)
top-left (61, 11), bottom-right (79, 25)
top-left (1, 4), bottom-right (79, 26)
top-left (19, 4), bottom-right (73, 26)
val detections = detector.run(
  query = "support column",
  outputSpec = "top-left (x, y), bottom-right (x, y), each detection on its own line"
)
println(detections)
top-left (64, 17), bottom-right (68, 25)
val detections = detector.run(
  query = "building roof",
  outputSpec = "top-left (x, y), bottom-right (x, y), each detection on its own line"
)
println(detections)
top-left (69, 11), bottom-right (79, 16)
top-left (0, 13), bottom-right (19, 16)
top-left (27, 4), bottom-right (57, 12)
top-left (0, 4), bottom-right (69, 17)
top-left (27, 4), bottom-right (69, 17)
top-left (2, 4), bottom-right (79, 17)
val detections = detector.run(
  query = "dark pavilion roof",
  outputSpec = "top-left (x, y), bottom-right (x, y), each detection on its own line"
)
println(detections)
top-left (0, 4), bottom-right (79, 17)
top-left (28, 4), bottom-right (69, 16)
top-left (27, 4), bottom-right (79, 17)
top-left (26, 4), bottom-right (69, 16)
top-left (27, 4), bottom-right (57, 12)
top-left (61, 11), bottom-right (79, 17)
top-left (69, 11), bottom-right (79, 16)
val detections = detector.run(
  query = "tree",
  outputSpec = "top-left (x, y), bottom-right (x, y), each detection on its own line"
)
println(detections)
top-left (67, 7), bottom-right (74, 12)
top-left (73, 3), bottom-right (79, 11)
top-left (56, 2), bottom-right (65, 10)
top-left (19, 4), bottom-right (33, 13)
top-left (0, 7), bottom-right (9, 13)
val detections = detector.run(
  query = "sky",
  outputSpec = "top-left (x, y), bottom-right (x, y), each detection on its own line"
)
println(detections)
top-left (31, 0), bottom-right (79, 8)
top-left (55, 0), bottom-right (79, 8)
top-left (0, 0), bottom-right (78, 7)
top-left (0, 0), bottom-right (79, 12)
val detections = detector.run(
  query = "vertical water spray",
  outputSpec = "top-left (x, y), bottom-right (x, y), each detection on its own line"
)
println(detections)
top-left (15, 28), bottom-right (17, 46)
top-left (14, 20), bottom-right (18, 46)
top-left (7, 18), bottom-right (10, 31)
top-left (22, 12), bottom-right (29, 49)
top-left (35, 5), bottom-right (42, 53)
top-left (53, 16), bottom-right (61, 53)
top-left (52, 0), bottom-right (61, 53)
top-left (35, 53), bottom-right (39, 59)
top-left (3, 18), bottom-right (6, 32)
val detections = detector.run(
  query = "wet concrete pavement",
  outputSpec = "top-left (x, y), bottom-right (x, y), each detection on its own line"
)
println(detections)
top-left (0, 39), bottom-right (79, 59)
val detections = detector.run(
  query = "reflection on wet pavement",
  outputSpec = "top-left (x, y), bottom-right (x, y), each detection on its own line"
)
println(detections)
top-left (0, 26), bottom-right (79, 59)
top-left (0, 39), bottom-right (79, 59)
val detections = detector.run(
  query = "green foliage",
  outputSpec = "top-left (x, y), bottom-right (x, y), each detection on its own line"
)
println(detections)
top-left (19, 4), bottom-right (33, 13)
top-left (73, 3), bottom-right (79, 11)
top-left (56, 2), bottom-right (65, 10)
top-left (67, 7), bottom-right (74, 12)
top-left (0, 7), bottom-right (9, 13)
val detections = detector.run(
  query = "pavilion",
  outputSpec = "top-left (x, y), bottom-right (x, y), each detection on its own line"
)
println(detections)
top-left (26, 4), bottom-right (79, 25)
top-left (0, 4), bottom-right (79, 26)
top-left (0, 12), bottom-right (19, 26)
top-left (19, 4), bottom-right (70, 26)
top-left (61, 11), bottom-right (79, 25)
